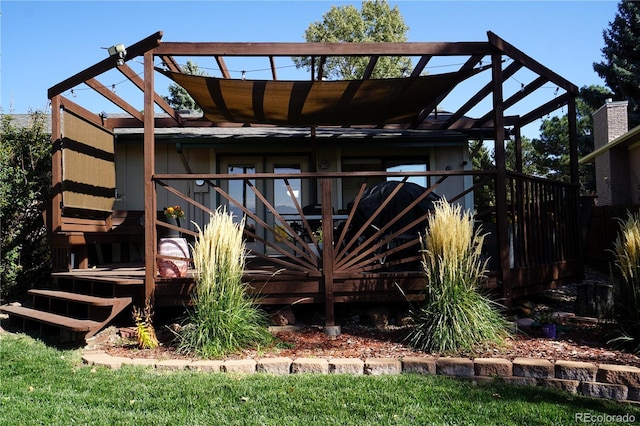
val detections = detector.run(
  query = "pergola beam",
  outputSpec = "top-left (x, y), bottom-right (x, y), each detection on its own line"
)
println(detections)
top-left (48, 31), bottom-right (163, 98)
top-left (154, 41), bottom-right (492, 57)
top-left (215, 56), bottom-right (231, 79)
top-left (444, 60), bottom-right (523, 130)
top-left (413, 54), bottom-right (486, 127)
top-left (269, 56), bottom-right (277, 80)
top-left (84, 78), bottom-right (144, 123)
top-left (487, 31), bottom-right (578, 95)
top-left (477, 75), bottom-right (548, 127)
top-left (518, 92), bottom-right (572, 127)
top-left (362, 56), bottom-right (379, 79)
top-left (410, 55), bottom-right (432, 77)
top-left (117, 64), bottom-right (183, 125)
top-left (158, 55), bottom-right (181, 73)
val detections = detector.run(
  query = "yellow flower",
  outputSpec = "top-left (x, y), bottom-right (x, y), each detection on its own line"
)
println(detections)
top-left (164, 205), bottom-right (185, 219)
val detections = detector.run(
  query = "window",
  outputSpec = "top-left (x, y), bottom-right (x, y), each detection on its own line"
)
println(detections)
top-left (273, 165), bottom-right (301, 214)
top-left (386, 161), bottom-right (428, 187)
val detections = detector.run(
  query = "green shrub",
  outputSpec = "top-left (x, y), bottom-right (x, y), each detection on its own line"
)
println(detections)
top-left (406, 199), bottom-right (509, 354)
top-left (176, 208), bottom-right (272, 358)
top-left (609, 210), bottom-right (640, 353)
top-left (0, 112), bottom-right (51, 302)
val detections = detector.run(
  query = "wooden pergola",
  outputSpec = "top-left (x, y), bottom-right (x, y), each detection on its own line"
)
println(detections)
top-left (27, 30), bottom-right (582, 337)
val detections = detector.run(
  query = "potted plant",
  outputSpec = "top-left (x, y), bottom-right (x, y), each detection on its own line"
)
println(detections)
top-left (536, 311), bottom-right (558, 339)
top-left (164, 205), bottom-right (185, 237)
top-left (158, 205), bottom-right (189, 277)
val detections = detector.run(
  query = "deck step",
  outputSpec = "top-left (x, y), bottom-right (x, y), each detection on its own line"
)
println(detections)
top-left (28, 289), bottom-right (132, 307)
top-left (0, 305), bottom-right (101, 333)
top-left (52, 274), bottom-right (144, 286)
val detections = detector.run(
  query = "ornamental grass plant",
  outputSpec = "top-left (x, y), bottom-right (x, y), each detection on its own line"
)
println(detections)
top-left (176, 208), bottom-right (272, 358)
top-left (610, 210), bottom-right (640, 354)
top-left (406, 199), bottom-right (509, 354)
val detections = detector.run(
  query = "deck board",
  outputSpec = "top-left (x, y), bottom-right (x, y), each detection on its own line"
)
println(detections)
top-left (0, 305), bottom-right (101, 332)
top-left (29, 289), bottom-right (132, 306)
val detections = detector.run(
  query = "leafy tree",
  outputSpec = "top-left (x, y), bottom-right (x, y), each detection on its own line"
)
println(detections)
top-left (593, 1), bottom-right (640, 127)
top-left (163, 60), bottom-right (206, 111)
top-left (505, 136), bottom-right (537, 176)
top-left (529, 85), bottom-right (612, 194)
top-left (292, 0), bottom-right (411, 80)
top-left (0, 112), bottom-right (52, 301)
top-left (471, 136), bottom-right (537, 211)
top-left (469, 140), bottom-right (495, 210)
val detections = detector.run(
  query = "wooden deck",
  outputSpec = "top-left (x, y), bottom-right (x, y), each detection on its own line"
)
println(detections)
top-left (43, 260), bottom-right (435, 310)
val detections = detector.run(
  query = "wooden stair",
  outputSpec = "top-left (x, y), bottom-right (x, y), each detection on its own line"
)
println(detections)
top-left (0, 269), bottom-right (143, 343)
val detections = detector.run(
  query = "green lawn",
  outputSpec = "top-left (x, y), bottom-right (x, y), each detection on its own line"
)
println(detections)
top-left (1, 333), bottom-right (638, 425)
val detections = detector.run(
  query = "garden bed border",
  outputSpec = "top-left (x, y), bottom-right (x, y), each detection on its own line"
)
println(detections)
top-left (81, 350), bottom-right (640, 405)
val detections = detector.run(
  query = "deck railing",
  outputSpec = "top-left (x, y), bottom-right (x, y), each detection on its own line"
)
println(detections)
top-left (151, 169), bottom-right (582, 306)
top-left (506, 171), bottom-right (582, 296)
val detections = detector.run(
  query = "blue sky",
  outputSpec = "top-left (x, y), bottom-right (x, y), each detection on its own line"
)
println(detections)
top-left (0, 1), bottom-right (620, 139)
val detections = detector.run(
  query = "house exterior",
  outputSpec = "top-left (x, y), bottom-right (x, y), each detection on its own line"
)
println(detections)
top-left (583, 100), bottom-right (640, 206)
top-left (113, 118), bottom-right (475, 225)
top-left (581, 100), bottom-right (640, 263)
top-left (0, 31), bottom-right (584, 340)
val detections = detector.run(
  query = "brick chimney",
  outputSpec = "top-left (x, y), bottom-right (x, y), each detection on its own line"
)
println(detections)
top-left (592, 100), bottom-right (629, 205)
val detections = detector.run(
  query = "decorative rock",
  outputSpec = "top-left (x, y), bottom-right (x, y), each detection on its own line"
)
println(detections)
top-left (597, 364), bottom-right (640, 388)
top-left (474, 358), bottom-right (512, 377)
top-left (222, 359), bottom-right (257, 374)
top-left (366, 307), bottom-right (390, 328)
top-left (581, 382), bottom-right (628, 401)
top-left (554, 360), bottom-right (597, 382)
top-left (323, 325), bottom-right (342, 337)
top-left (501, 377), bottom-right (538, 387)
top-left (291, 358), bottom-right (329, 374)
top-left (188, 360), bottom-right (223, 372)
top-left (156, 359), bottom-right (191, 371)
top-left (542, 378), bottom-right (580, 394)
top-left (471, 376), bottom-right (495, 386)
top-left (83, 353), bottom-right (130, 370)
top-left (124, 358), bottom-right (159, 367)
top-left (513, 358), bottom-right (553, 379)
top-left (436, 357), bottom-right (474, 377)
top-left (364, 358), bottom-right (401, 375)
top-left (268, 325), bottom-right (302, 333)
top-left (256, 357), bottom-right (292, 374)
top-left (82, 349), bottom-right (106, 355)
top-left (402, 357), bottom-right (436, 375)
top-left (329, 358), bottom-right (364, 375)
top-left (516, 318), bottom-right (534, 329)
top-left (270, 307), bottom-right (295, 326)
top-left (628, 387), bottom-right (640, 401)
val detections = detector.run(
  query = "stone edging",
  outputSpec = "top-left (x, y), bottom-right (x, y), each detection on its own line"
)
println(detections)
top-left (82, 350), bottom-right (640, 404)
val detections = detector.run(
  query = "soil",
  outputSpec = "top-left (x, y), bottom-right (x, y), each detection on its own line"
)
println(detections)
top-left (91, 267), bottom-right (640, 368)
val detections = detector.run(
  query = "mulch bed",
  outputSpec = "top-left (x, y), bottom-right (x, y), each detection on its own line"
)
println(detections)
top-left (87, 267), bottom-right (640, 367)
top-left (93, 319), bottom-right (640, 368)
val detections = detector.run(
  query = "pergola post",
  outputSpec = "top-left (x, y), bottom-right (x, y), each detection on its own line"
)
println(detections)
top-left (491, 52), bottom-right (512, 306)
top-left (50, 95), bottom-right (63, 234)
top-left (143, 50), bottom-right (157, 302)
top-left (568, 96), bottom-right (579, 185)
top-left (567, 96), bottom-right (584, 278)
top-left (321, 178), bottom-right (336, 329)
